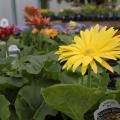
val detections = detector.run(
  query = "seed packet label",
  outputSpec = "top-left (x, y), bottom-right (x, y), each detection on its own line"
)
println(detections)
top-left (94, 99), bottom-right (120, 120)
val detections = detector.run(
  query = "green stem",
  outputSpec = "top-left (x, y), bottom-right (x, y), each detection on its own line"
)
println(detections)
top-left (88, 66), bottom-right (91, 88)
top-left (81, 76), bottom-right (84, 85)
top-left (5, 41), bottom-right (8, 57)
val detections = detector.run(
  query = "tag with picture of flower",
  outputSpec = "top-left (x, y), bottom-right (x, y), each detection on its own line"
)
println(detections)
top-left (94, 100), bottom-right (120, 120)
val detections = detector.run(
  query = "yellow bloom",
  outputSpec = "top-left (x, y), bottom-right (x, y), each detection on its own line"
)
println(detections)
top-left (69, 21), bottom-right (76, 29)
top-left (41, 28), bottom-right (58, 39)
top-left (56, 24), bottom-right (120, 75)
top-left (32, 28), bottom-right (39, 34)
top-left (41, 9), bottom-right (49, 14)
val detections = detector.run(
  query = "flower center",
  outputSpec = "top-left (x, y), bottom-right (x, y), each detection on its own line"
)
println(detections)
top-left (69, 21), bottom-right (76, 29)
top-left (84, 49), bottom-right (94, 56)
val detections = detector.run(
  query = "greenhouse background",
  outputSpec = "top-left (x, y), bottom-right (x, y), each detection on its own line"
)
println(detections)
top-left (1, 0), bottom-right (120, 25)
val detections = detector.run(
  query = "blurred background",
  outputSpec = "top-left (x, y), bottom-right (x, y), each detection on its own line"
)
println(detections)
top-left (0, 0), bottom-right (120, 26)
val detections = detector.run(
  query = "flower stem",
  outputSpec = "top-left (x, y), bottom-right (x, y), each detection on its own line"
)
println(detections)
top-left (81, 76), bottom-right (84, 85)
top-left (5, 41), bottom-right (8, 57)
top-left (88, 66), bottom-right (91, 88)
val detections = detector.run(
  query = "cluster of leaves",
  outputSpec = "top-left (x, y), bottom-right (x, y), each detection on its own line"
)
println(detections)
top-left (0, 26), bottom-right (120, 120)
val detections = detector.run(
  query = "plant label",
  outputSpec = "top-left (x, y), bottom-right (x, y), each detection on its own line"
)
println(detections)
top-left (94, 99), bottom-right (120, 120)
top-left (0, 18), bottom-right (9, 28)
top-left (8, 45), bottom-right (20, 64)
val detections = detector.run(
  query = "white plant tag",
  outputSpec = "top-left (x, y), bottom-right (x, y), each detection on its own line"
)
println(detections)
top-left (0, 18), bottom-right (9, 28)
top-left (94, 99), bottom-right (120, 120)
top-left (8, 45), bottom-right (20, 64)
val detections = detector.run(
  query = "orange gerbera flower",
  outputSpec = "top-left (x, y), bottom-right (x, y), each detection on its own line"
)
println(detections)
top-left (32, 28), bottom-right (39, 34)
top-left (41, 28), bottom-right (58, 39)
top-left (42, 18), bottom-right (50, 26)
top-left (24, 6), bottom-right (40, 16)
top-left (26, 16), bottom-right (50, 26)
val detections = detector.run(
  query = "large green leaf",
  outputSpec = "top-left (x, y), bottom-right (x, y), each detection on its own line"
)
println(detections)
top-left (15, 84), bottom-right (44, 120)
top-left (0, 95), bottom-right (10, 120)
top-left (15, 79), bottom-right (58, 120)
top-left (13, 52), bottom-right (58, 75)
top-left (42, 84), bottom-right (105, 120)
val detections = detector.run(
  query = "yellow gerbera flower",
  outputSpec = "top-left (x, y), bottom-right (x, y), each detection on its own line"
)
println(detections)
top-left (56, 24), bottom-right (120, 75)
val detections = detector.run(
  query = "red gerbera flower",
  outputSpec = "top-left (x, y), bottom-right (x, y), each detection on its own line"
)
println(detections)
top-left (0, 25), bottom-right (19, 40)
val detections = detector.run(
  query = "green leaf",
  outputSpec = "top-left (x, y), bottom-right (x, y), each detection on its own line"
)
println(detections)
top-left (113, 65), bottom-right (120, 74)
top-left (15, 79), bottom-right (58, 120)
top-left (0, 95), bottom-right (10, 120)
top-left (38, 33), bottom-right (58, 45)
top-left (15, 97), bottom-right (34, 120)
top-left (14, 55), bottom-right (47, 74)
top-left (8, 37), bottom-right (20, 47)
top-left (33, 101), bottom-right (57, 120)
top-left (116, 78), bottom-right (120, 90)
top-left (57, 35), bottom-right (73, 44)
top-left (42, 84), bottom-right (105, 120)
top-left (0, 76), bottom-right (28, 89)
top-left (25, 55), bottom-right (47, 74)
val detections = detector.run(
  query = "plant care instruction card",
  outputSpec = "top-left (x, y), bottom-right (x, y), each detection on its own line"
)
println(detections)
top-left (94, 100), bottom-right (120, 120)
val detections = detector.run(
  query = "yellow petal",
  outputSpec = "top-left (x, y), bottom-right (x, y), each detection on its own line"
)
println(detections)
top-left (66, 55), bottom-right (82, 70)
top-left (90, 60), bottom-right (97, 73)
top-left (73, 36), bottom-right (85, 49)
top-left (81, 64), bottom-right (88, 75)
top-left (100, 60), bottom-right (114, 73)
top-left (82, 56), bottom-right (93, 66)
top-left (72, 59), bottom-right (83, 72)
top-left (94, 57), bottom-right (102, 63)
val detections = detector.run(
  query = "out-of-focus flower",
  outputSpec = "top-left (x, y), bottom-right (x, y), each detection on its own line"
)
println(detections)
top-left (66, 21), bottom-right (86, 33)
top-left (41, 9), bottom-right (49, 14)
top-left (52, 21), bottom-right (85, 34)
top-left (69, 21), bottom-right (77, 29)
top-left (16, 25), bottom-right (30, 31)
top-left (26, 16), bottom-right (50, 26)
top-left (42, 17), bottom-right (50, 26)
top-left (41, 28), bottom-right (58, 39)
top-left (24, 6), bottom-right (40, 16)
top-left (52, 25), bottom-right (66, 31)
top-left (32, 28), bottom-right (39, 34)
top-left (56, 24), bottom-right (120, 75)
top-left (0, 25), bottom-right (19, 40)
